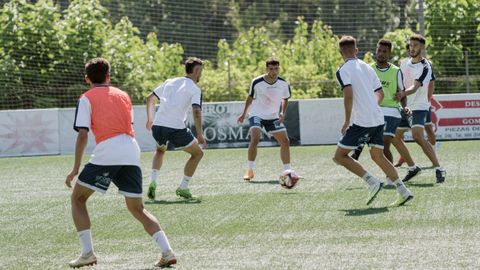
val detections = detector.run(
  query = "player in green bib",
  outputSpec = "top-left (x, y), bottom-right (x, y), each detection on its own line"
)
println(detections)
top-left (351, 39), bottom-right (421, 185)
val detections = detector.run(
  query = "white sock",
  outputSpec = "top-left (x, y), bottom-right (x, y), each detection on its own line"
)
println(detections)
top-left (362, 172), bottom-right (378, 186)
top-left (434, 166), bottom-right (444, 171)
top-left (394, 179), bottom-right (409, 196)
top-left (78, 229), bottom-right (93, 255)
top-left (409, 165), bottom-right (418, 171)
top-left (179, 175), bottom-right (191, 189)
top-left (151, 169), bottom-right (159, 184)
top-left (247, 161), bottom-right (255, 170)
top-left (152, 230), bottom-right (172, 253)
top-left (283, 163), bottom-right (292, 171)
top-left (386, 177), bottom-right (394, 186)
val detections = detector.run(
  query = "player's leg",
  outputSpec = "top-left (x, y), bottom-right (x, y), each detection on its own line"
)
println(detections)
top-left (148, 146), bottom-right (166, 200)
top-left (244, 117), bottom-right (262, 180)
top-left (267, 119), bottom-right (292, 171)
top-left (148, 126), bottom-right (169, 200)
top-left (125, 197), bottom-right (176, 267)
top-left (70, 184), bottom-right (96, 268)
top-left (69, 164), bottom-right (116, 268)
top-left (165, 128), bottom-right (204, 198)
top-left (176, 141), bottom-right (204, 199)
top-left (272, 131), bottom-right (290, 168)
top-left (424, 107), bottom-right (437, 150)
top-left (334, 125), bottom-right (383, 205)
top-left (369, 147), bottom-right (414, 206)
top-left (368, 125), bottom-right (413, 206)
top-left (116, 166), bottom-right (176, 268)
top-left (411, 110), bottom-right (446, 183)
top-left (383, 136), bottom-right (393, 163)
top-left (425, 124), bottom-right (436, 148)
top-left (392, 129), bottom-right (421, 182)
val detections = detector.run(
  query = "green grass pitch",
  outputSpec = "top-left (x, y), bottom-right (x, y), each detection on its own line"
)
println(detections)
top-left (0, 141), bottom-right (479, 269)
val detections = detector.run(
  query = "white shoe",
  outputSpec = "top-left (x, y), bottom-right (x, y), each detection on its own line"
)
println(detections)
top-left (68, 251), bottom-right (97, 268)
top-left (366, 181), bottom-right (383, 205)
top-left (155, 250), bottom-right (177, 268)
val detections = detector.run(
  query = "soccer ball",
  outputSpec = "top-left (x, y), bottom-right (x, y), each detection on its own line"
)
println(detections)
top-left (279, 169), bottom-right (300, 189)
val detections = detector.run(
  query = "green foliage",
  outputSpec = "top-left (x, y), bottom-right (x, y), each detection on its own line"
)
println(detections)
top-left (0, 0), bottom-right (62, 108)
top-left (1, 0), bottom-right (478, 109)
top-left (382, 28), bottom-right (415, 66)
top-left (204, 17), bottom-right (344, 101)
top-left (425, 0), bottom-right (480, 76)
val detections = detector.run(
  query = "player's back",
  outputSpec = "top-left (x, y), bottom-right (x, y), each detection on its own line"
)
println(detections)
top-left (82, 86), bottom-right (134, 144)
top-left (336, 59), bottom-right (384, 127)
top-left (153, 77), bottom-right (201, 129)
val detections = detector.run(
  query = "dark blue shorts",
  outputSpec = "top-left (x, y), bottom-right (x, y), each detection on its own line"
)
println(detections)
top-left (338, 124), bottom-right (385, 150)
top-left (152, 125), bottom-right (196, 149)
top-left (249, 116), bottom-right (286, 134)
top-left (384, 116), bottom-right (401, 137)
top-left (411, 110), bottom-right (430, 128)
top-left (77, 163), bottom-right (142, 198)
top-left (398, 110), bottom-right (412, 129)
top-left (425, 107), bottom-right (432, 125)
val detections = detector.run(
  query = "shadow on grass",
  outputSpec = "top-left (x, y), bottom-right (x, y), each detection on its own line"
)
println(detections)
top-left (340, 207), bottom-right (389, 216)
top-left (406, 182), bottom-right (435, 188)
top-left (345, 187), bottom-right (363, 190)
top-left (249, 180), bottom-right (279, 185)
top-left (145, 198), bottom-right (202, 205)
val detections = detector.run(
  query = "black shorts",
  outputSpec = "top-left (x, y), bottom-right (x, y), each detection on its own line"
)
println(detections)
top-left (77, 163), bottom-right (142, 198)
top-left (338, 124), bottom-right (385, 150)
top-left (152, 125), bottom-right (196, 149)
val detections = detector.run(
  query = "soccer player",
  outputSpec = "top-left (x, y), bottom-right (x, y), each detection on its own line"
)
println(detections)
top-left (397, 34), bottom-right (446, 183)
top-left (237, 58), bottom-right (294, 182)
top-left (146, 57), bottom-right (206, 200)
top-left (333, 36), bottom-right (413, 206)
top-left (395, 47), bottom-right (438, 168)
top-left (350, 39), bottom-right (422, 184)
top-left (66, 58), bottom-right (176, 268)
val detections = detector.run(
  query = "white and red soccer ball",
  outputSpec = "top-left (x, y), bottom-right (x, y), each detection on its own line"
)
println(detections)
top-left (279, 169), bottom-right (300, 189)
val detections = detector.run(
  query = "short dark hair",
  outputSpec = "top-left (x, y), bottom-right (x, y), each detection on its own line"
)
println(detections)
top-left (85, 58), bottom-right (110, 84)
top-left (266, 58), bottom-right (280, 67)
top-left (410, 34), bottom-right (426, 45)
top-left (185, 57), bottom-right (203, 74)
top-left (377, 39), bottom-right (392, 50)
top-left (339, 35), bottom-right (356, 50)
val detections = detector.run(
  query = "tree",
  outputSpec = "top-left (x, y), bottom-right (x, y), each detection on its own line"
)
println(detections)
top-left (0, 0), bottom-right (62, 109)
top-left (425, 0), bottom-right (480, 76)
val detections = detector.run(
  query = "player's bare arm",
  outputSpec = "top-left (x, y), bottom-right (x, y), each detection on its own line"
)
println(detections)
top-left (342, 85), bottom-right (353, 135)
top-left (396, 80), bottom-right (421, 100)
top-left (428, 80), bottom-right (435, 100)
top-left (279, 98), bottom-right (288, 123)
top-left (146, 93), bottom-right (158, 131)
top-left (375, 88), bottom-right (384, 105)
top-left (237, 95), bottom-right (253, 123)
top-left (193, 106), bottom-right (207, 148)
top-left (66, 128), bottom-right (88, 188)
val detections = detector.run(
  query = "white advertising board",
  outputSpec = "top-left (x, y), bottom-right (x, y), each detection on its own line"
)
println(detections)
top-left (0, 109), bottom-right (60, 157)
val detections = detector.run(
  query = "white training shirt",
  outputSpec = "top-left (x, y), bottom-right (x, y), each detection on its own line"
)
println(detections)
top-left (400, 58), bottom-right (432, 111)
top-left (152, 77), bottom-right (202, 129)
top-left (336, 58), bottom-right (385, 127)
top-left (74, 96), bottom-right (141, 166)
top-left (248, 75), bottom-right (291, 120)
